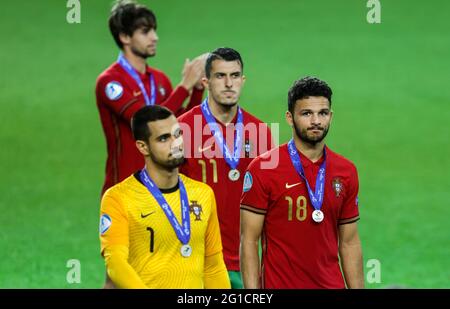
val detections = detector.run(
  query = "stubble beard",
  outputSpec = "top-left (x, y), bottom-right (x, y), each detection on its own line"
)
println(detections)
top-left (293, 120), bottom-right (329, 146)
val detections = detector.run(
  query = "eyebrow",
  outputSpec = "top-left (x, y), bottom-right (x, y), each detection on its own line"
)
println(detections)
top-left (300, 108), bottom-right (330, 112)
top-left (215, 71), bottom-right (242, 75)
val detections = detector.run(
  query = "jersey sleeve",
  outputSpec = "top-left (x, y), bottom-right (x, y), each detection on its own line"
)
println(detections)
top-left (338, 164), bottom-right (360, 224)
top-left (155, 71), bottom-right (190, 114)
top-left (204, 187), bottom-right (223, 257)
top-left (96, 74), bottom-right (144, 123)
top-left (240, 158), bottom-right (269, 214)
top-left (177, 87), bottom-right (204, 116)
top-left (99, 189), bottom-right (129, 255)
top-left (154, 69), bottom-right (204, 115)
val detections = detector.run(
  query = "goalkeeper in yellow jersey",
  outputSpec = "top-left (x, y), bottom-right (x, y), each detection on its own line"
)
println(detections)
top-left (99, 105), bottom-right (230, 288)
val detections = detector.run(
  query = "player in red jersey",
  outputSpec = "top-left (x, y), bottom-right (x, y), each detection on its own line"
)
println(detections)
top-left (178, 48), bottom-right (273, 288)
top-left (95, 0), bottom-right (206, 194)
top-left (240, 76), bottom-right (364, 289)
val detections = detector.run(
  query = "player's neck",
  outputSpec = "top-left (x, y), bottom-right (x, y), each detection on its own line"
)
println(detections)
top-left (123, 49), bottom-right (147, 74)
top-left (207, 97), bottom-right (238, 125)
top-left (145, 163), bottom-right (179, 190)
top-left (293, 137), bottom-right (325, 163)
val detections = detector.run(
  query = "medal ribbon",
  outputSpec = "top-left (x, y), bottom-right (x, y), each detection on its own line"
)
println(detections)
top-left (200, 98), bottom-right (243, 170)
top-left (117, 53), bottom-right (156, 106)
top-left (140, 168), bottom-right (190, 244)
top-left (287, 139), bottom-right (326, 211)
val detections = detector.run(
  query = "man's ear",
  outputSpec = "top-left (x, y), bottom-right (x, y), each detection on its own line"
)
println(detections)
top-left (285, 111), bottom-right (294, 127)
top-left (119, 32), bottom-right (131, 47)
top-left (136, 140), bottom-right (150, 156)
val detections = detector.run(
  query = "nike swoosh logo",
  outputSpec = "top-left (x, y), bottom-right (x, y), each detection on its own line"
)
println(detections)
top-left (133, 91), bottom-right (142, 97)
top-left (198, 144), bottom-right (213, 153)
top-left (141, 211), bottom-right (155, 218)
top-left (285, 182), bottom-right (302, 189)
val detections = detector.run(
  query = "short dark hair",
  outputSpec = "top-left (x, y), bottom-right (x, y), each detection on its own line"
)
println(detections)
top-left (205, 47), bottom-right (244, 78)
top-left (109, 0), bottom-right (157, 49)
top-left (288, 76), bottom-right (333, 113)
top-left (131, 105), bottom-right (173, 141)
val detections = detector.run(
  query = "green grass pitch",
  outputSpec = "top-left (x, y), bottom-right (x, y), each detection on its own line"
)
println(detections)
top-left (0, 0), bottom-right (449, 288)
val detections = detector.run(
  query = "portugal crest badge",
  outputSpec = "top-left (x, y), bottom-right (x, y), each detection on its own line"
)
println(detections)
top-left (332, 178), bottom-right (343, 197)
top-left (189, 200), bottom-right (203, 221)
top-left (158, 85), bottom-right (166, 97)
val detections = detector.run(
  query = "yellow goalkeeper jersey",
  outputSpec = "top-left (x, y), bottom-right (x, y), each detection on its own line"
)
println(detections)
top-left (99, 173), bottom-right (223, 288)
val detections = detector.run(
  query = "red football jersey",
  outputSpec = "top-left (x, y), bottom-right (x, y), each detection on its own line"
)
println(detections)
top-left (95, 62), bottom-right (203, 194)
top-left (178, 105), bottom-right (273, 271)
top-left (241, 144), bottom-right (359, 288)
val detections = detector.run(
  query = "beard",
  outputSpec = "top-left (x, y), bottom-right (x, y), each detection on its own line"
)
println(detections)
top-left (131, 46), bottom-right (155, 59)
top-left (149, 152), bottom-right (185, 170)
top-left (293, 120), bottom-right (329, 146)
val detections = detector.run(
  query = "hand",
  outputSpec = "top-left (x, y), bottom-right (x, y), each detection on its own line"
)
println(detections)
top-left (194, 79), bottom-right (204, 90)
top-left (180, 57), bottom-right (205, 91)
top-left (192, 53), bottom-right (209, 90)
top-left (192, 52), bottom-right (209, 75)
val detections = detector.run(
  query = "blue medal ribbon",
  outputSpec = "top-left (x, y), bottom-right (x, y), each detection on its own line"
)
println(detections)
top-left (140, 168), bottom-right (190, 244)
top-left (287, 139), bottom-right (326, 211)
top-left (117, 53), bottom-right (156, 106)
top-left (200, 98), bottom-right (244, 170)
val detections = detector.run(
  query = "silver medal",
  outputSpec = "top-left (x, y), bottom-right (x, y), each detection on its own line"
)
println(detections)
top-left (228, 169), bottom-right (240, 181)
top-left (180, 244), bottom-right (192, 257)
top-left (312, 209), bottom-right (324, 223)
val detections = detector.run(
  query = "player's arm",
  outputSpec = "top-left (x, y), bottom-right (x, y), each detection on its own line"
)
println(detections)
top-left (338, 164), bottom-right (363, 288)
top-left (203, 188), bottom-right (230, 289)
top-left (100, 193), bottom-right (147, 289)
top-left (204, 251), bottom-right (230, 289)
top-left (103, 245), bottom-right (148, 289)
top-left (176, 87), bottom-right (204, 116)
top-left (96, 74), bottom-right (145, 123)
top-left (339, 222), bottom-right (364, 288)
top-left (162, 56), bottom-right (206, 114)
top-left (239, 161), bottom-right (269, 289)
top-left (240, 206), bottom-right (265, 289)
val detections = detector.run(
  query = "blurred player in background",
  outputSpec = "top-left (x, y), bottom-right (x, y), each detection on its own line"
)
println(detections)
top-left (178, 47), bottom-right (273, 288)
top-left (240, 77), bottom-right (364, 288)
top-left (95, 0), bottom-right (206, 195)
top-left (99, 105), bottom-right (229, 288)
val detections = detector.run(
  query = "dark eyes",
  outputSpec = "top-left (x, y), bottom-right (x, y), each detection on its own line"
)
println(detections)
top-left (215, 73), bottom-right (241, 78)
top-left (158, 129), bottom-right (182, 142)
top-left (301, 111), bottom-right (329, 116)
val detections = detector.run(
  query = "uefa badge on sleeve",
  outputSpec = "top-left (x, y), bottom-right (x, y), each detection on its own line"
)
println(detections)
top-left (105, 81), bottom-right (123, 101)
top-left (99, 214), bottom-right (112, 235)
top-left (243, 172), bottom-right (253, 192)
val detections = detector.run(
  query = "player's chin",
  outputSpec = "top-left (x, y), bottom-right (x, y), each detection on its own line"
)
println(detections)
top-left (146, 49), bottom-right (156, 57)
top-left (308, 134), bottom-right (325, 143)
top-left (167, 157), bottom-right (185, 168)
top-left (220, 99), bottom-right (238, 107)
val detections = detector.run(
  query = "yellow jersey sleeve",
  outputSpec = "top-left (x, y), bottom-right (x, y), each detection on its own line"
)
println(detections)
top-left (204, 188), bottom-right (223, 257)
top-left (103, 245), bottom-right (148, 289)
top-left (204, 251), bottom-right (230, 289)
top-left (100, 189), bottom-right (129, 255)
